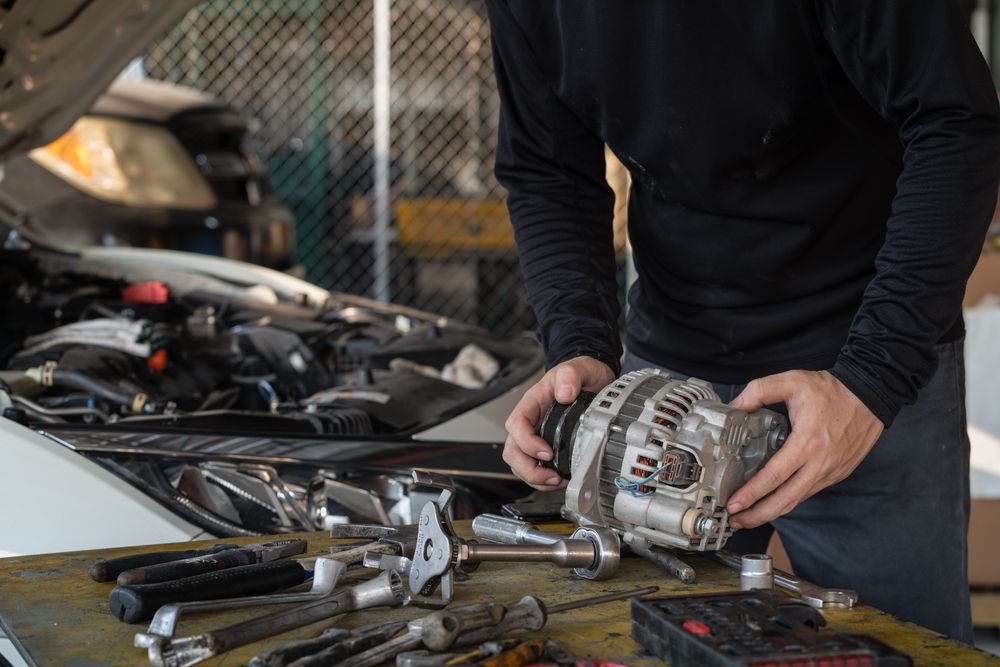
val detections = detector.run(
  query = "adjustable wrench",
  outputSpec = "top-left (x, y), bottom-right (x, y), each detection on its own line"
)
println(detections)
top-left (710, 551), bottom-right (857, 609)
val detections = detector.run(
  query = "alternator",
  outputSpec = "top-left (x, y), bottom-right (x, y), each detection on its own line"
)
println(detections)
top-left (539, 369), bottom-right (788, 552)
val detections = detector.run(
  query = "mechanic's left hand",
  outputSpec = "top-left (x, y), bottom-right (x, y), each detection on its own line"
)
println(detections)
top-left (725, 370), bottom-right (884, 530)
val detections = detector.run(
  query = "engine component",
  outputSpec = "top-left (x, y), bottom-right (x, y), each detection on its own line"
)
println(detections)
top-left (539, 368), bottom-right (789, 552)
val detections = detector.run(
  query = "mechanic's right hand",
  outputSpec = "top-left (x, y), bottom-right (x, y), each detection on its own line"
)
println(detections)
top-left (503, 356), bottom-right (615, 491)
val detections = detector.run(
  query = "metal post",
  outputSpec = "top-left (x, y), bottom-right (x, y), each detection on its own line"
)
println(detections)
top-left (373, 0), bottom-right (393, 302)
top-left (972, 0), bottom-right (991, 62)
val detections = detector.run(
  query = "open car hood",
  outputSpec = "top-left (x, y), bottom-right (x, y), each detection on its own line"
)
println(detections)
top-left (0, 0), bottom-right (200, 161)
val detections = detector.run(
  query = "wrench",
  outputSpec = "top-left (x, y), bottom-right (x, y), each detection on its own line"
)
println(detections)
top-left (134, 556), bottom-right (346, 656)
top-left (148, 569), bottom-right (407, 667)
top-left (710, 551), bottom-right (857, 609)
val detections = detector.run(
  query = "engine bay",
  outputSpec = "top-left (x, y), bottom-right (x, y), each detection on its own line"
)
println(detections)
top-left (0, 252), bottom-right (539, 437)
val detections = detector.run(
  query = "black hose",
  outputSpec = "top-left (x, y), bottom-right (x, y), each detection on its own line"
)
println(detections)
top-left (51, 369), bottom-right (142, 410)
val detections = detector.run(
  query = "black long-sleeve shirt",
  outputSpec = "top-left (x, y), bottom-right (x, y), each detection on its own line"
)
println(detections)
top-left (486, 0), bottom-right (1000, 426)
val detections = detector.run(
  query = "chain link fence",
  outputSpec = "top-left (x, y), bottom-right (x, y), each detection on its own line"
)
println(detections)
top-left (143, 0), bottom-right (540, 335)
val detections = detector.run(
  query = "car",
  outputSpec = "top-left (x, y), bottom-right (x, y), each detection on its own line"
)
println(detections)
top-left (0, 0), bottom-right (541, 561)
top-left (0, 77), bottom-right (297, 269)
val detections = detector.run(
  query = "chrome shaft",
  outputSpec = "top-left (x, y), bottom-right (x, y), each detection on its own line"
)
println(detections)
top-left (462, 540), bottom-right (597, 568)
top-left (471, 514), bottom-right (561, 546)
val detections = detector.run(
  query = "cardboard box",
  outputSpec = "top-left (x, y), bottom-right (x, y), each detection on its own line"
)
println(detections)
top-left (765, 498), bottom-right (1000, 586)
top-left (965, 252), bottom-right (1000, 307)
top-left (969, 498), bottom-right (1000, 587)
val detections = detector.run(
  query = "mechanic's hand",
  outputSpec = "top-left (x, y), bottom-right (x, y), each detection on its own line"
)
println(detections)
top-left (726, 370), bottom-right (884, 529)
top-left (503, 356), bottom-right (615, 491)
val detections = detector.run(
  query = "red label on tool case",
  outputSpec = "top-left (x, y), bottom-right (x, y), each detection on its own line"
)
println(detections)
top-left (682, 620), bottom-right (712, 635)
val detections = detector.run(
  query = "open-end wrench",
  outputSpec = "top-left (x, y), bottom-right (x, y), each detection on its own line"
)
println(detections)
top-left (148, 569), bottom-right (407, 667)
top-left (710, 551), bottom-right (857, 609)
top-left (134, 556), bottom-right (346, 658)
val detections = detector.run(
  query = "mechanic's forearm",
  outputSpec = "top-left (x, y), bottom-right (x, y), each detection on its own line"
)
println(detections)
top-left (831, 129), bottom-right (1000, 425)
top-left (509, 192), bottom-right (622, 372)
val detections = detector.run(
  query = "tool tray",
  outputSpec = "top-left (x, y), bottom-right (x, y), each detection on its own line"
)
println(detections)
top-left (631, 589), bottom-right (912, 667)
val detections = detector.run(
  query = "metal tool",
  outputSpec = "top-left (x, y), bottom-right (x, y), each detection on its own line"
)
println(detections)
top-left (335, 586), bottom-right (659, 667)
top-left (395, 639), bottom-right (521, 667)
top-left (625, 540), bottom-right (696, 584)
top-left (329, 523), bottom-right (421, 562)
top-left (711, 551), bottom-right (856, 609)
top-left (134, 556), bottom-right (346, 657)
top-left (117, 539), bottom-right (307, 585)
top-left (110, 559), bottom-right (312, 624)
top-left (90, 543), bottom-right (237, 582)
top-left (148, 569), bottom-right (407, 667)
top-left (739, 553), bottom-right (773, 591)
top-left (472, 513), bottom-right (694, 584)
top-left (249, 621), bottom-right (409, 667)
top-left (411, 482), bottom-right (620, 604)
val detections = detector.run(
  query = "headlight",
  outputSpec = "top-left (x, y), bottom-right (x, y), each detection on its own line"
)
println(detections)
top-left (29, 116), bottom-right (217, 210)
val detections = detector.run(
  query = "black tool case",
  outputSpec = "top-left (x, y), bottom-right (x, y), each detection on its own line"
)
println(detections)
top-left (631, 589), bottom-right (912, 667)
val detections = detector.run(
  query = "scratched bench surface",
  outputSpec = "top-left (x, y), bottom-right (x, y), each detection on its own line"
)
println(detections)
top-left (0, 522), bottom-right (996, 667)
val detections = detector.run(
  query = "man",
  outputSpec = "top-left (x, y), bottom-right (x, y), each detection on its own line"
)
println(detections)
top-left (486, 1), bottom-right (1000, 642)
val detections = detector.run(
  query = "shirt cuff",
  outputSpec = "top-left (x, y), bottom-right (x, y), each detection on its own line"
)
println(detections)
top-left (828, 355), bottom-right (900, 428)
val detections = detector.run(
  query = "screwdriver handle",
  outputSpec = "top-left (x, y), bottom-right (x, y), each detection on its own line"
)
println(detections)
top-left (116, 547), bottom-right (257, 585)
top-left (421, 597), bottom-right (547, 652)
top-left (476, 639), bottom-right (547, 667)
top-left (108, 559), bottom-right (306, 623)
top-left (89, 543), bottom-right (237, 582)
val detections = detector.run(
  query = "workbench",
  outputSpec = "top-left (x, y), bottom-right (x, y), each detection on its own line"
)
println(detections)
top-left (0, 523), bottom-right (996, 666)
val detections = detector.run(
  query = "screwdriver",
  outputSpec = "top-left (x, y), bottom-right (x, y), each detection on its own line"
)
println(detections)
top-left (422, 585), bottom-right (660, 651)
top-left (336, 586), bottom-right (660, 667)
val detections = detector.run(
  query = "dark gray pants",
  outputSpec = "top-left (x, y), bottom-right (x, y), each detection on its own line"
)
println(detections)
top-left (623, 341), bottom-right (972, 643)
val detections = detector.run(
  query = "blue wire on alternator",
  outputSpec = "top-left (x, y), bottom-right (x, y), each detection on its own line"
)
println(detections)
top-left (614, 464), bottom-right (669, 498)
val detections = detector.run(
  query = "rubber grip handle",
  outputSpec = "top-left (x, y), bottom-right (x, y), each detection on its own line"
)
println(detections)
top-left (108, 559), bottom-right (306, 624)
top-left (89, 543), bottom-right (236, 582)
top-left (116, 547), bottom-right (257, 585)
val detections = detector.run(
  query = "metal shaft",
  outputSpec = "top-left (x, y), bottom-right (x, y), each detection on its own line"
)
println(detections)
top-left (151, 570), bottom-right (405, 667)
top-left (627, 541), bottom-right (697, 584)
top-left (546, 585), bottom-right (660, 614)
top-left (471, 514), bottom-right (562, 546)
top-left (136, 557), bottom-right (345, 645)
top-left (462, 541), bottom-right (597, 568)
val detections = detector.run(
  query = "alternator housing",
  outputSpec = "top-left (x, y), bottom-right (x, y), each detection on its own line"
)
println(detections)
top-left (542, 369), bottom-right (788, 551)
